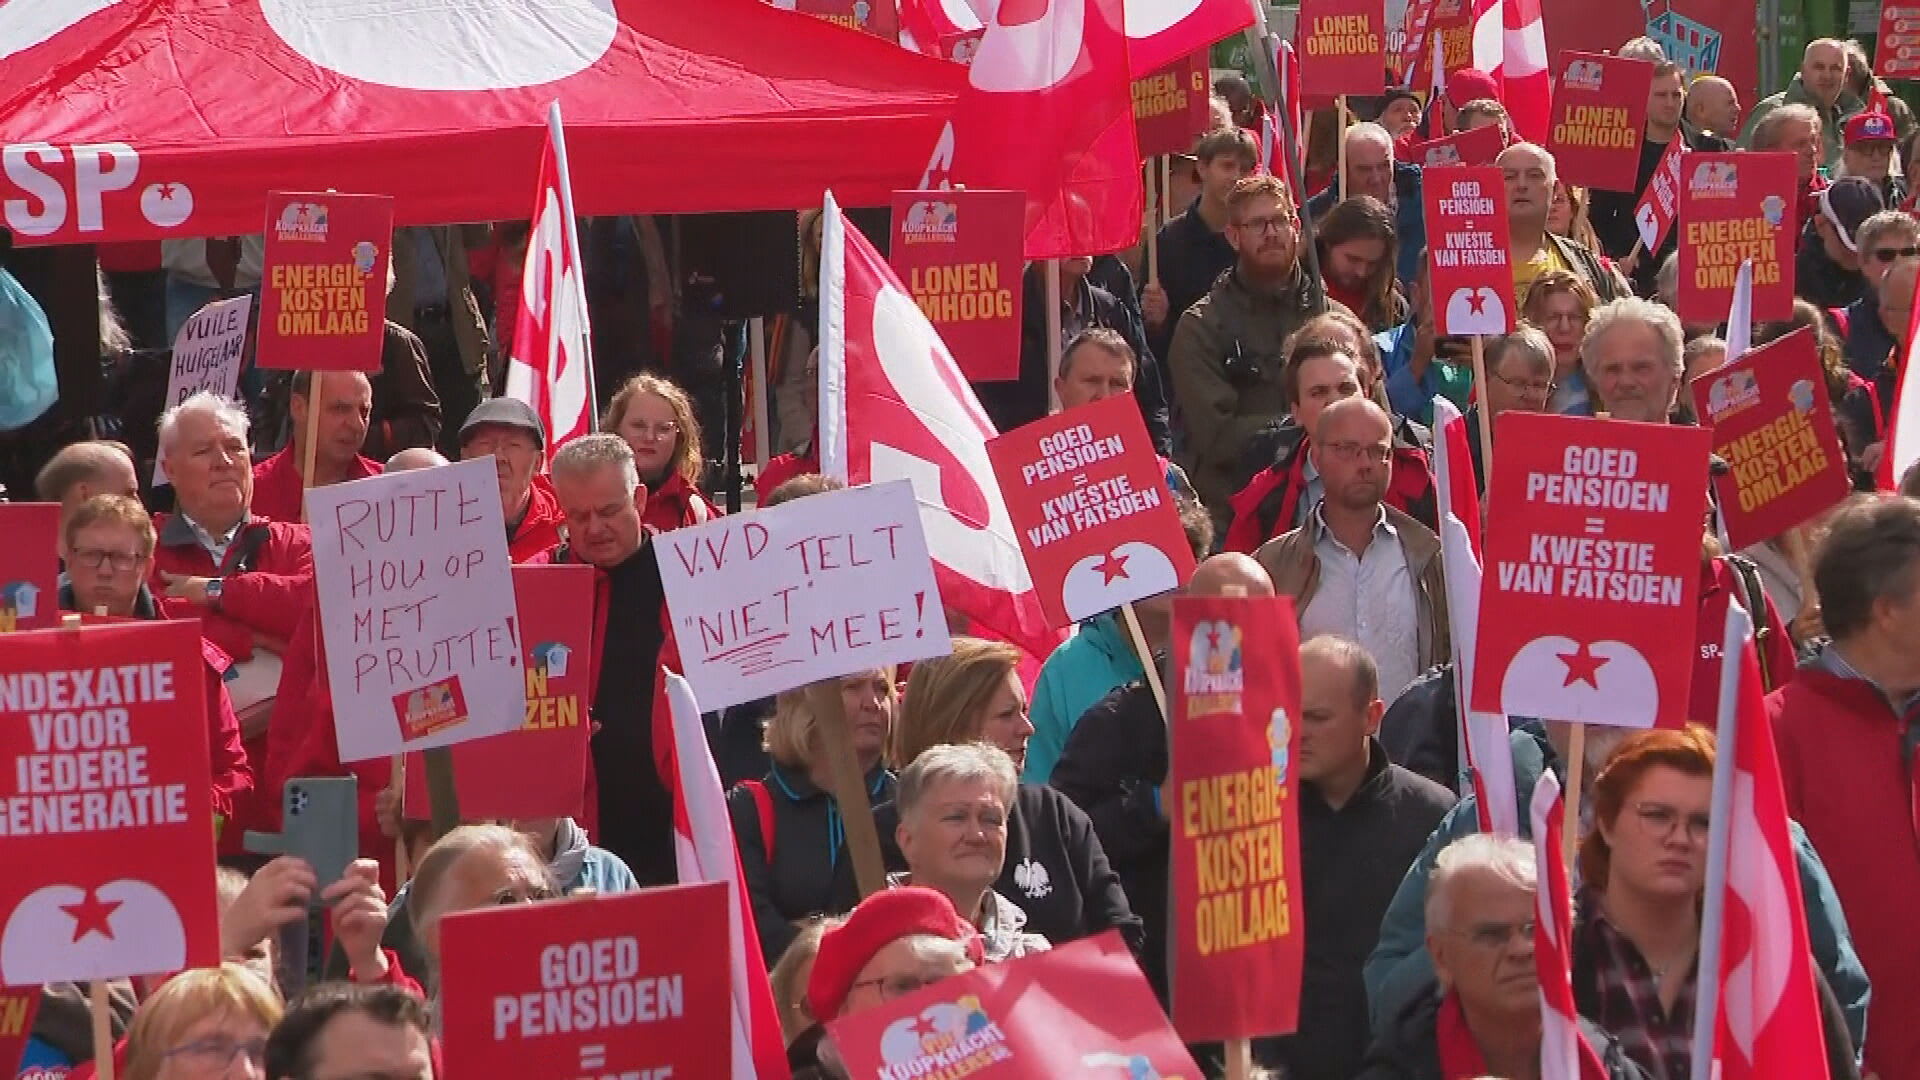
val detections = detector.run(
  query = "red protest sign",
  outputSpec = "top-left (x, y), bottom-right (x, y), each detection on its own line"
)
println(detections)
top-left (1472, 414), bottom-right (1711, 728)
top-left (1547, 52), bottom-right (1653, 193)
top-left (0, 504), bottom-right (59, 634)
top-left (1423, 166), bottom-right (1517, 336)
top-left (1677, 152), bottom-right (1798, 324)
top-left (403, 564), bottom-right (593, 821)
top-left (828, 930), bottom-right (1200, 1078)
top-left (1297, 0), bottom-right (1387, 97)
top-left (439, 884), bottom-right (732, 1079)
top-left (795, 0), bottom-right (898, 41)
top-left (1404, 123), bottom-right (1505, 168)
top-left (987, 395), bottom-right (1197, 629)
top-left (1403, 0), bottom-right (1472, 87)
top-left (1633, 139), bottom-right (1689, 253)
top-left (1133, 53), bottom-right (1211, 158)
top-left (890, 189), bottom-right (1024, 383)
top-left (1692, 329), bottom-right (1851, 549)
top-left (0, 621), bottom-right (219, 985)
top-left (255, 191), bottom-right (392, 372)
top-left (1168, 594), bottom-right (1304, 1043)
top-left (1879, 6), bottom-right (1920, 79)
top-left (0, 987), bottom-right (36, 1073)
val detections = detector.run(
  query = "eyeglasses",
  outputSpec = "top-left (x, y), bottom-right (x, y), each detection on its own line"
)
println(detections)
top-left (625, 422), bottom-right (681, 442)
top-left (1450, 919), bottom-right (1537, 949)
top-left (1232, 215), bottom-right (1295, 235)
top-left (1870, 246), bottom-right (1920, 263)
top-left (1490, 370), bottom-right (1555, 397)
top-left (848, 970), bottom-right (945, 1002)
top-left (1324, 440), bottom-right (1393, 463)
top-left (164, 1036), bottom-right (268, 1069)
top-left (491, 884), bottom-right (559, 906)
top-left (1632, 801), bottom-right (1710, 843)
top-left (69, 547), bottom-right (146, 573)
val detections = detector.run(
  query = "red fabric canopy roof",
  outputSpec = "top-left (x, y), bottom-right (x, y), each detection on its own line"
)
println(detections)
top-left (0, 0), bottom-right (965, 245)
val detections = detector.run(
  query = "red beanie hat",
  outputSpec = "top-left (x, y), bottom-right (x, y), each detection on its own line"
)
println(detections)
top-left (807, 887), bottom-right (981, 1021)
top-left (1446, 67), bottom-right (1501, 106)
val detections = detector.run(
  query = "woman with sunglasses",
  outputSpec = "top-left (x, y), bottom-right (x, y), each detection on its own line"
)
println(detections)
top-left (407, 824), bottom-right (559, 996)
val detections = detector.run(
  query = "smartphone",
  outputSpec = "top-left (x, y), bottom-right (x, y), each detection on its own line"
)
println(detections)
top-left (244, 776), bottom-right (359, 899)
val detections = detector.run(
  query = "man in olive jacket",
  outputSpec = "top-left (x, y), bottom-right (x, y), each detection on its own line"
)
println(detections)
top-left (1169, 174), bottom-right (1346, 533)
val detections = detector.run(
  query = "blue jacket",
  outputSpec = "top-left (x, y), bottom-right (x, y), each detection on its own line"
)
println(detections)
top-left (1376, 322), bottom-right (1472, 425)
top-left (1307, 162), bottom-right (1427, 285)
top-left (1023, 613), bottom-right (1144, 785)
top-left (1361, 729), bottom-right (1871, 1050)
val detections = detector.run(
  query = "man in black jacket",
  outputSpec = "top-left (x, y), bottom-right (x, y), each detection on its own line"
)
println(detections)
top-left (1049, 552), bottom-right (1275, 995)
top-left (976, 258), bottom-right (1172, 452)
top-left (1256, 636), bottom-right (1455, 1079)
top-left (1141, 127), bottom-right (1258, 362)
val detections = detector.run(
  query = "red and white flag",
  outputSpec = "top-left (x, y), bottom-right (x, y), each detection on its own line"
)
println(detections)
top-left (817, 192), bottom-right (1065, 665)
top-left (1124, 0), bottom-right (1253, 75)
top-left (667, 672), bottom-right (792, 1080)
top-left (1433, 397), bottom-right (1517, 833)
top-left (1879, 265), bottom-right (1920, 489)
top-left (1470, 0), bottom-right (1547, 142)
top-left (898, 0), bottom-right (984, 61)
top-left (1260, 39), bottom-right (1305, 207)
top-left (919, 0), bottom-right (1143, 256)
top-left (504, 102), bottom-right (595, 461)
top-left (1696, 604), bottom-right (1831, 1080)
top-left (1531, 770), bottom-right (1613, 1080)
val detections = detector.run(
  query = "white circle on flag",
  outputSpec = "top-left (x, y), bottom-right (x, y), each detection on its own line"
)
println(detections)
top-left (1125, 0), bottom-right (1202, 39)
top-left (0, 0), bottom-right (125, 61)
top-left (260, 0), bottom-right (618, 91)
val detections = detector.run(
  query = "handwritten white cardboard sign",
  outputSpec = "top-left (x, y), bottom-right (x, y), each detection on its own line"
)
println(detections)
top-left (154, 294), bottom-right (252, 486)
top-left (657, 480), bottom-right (949, 710)
top-left (307, 457), bottom-right (523, 762)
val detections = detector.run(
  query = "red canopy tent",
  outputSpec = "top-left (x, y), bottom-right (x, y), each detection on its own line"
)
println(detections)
top-left (0, 0), bottom-right (965, 245)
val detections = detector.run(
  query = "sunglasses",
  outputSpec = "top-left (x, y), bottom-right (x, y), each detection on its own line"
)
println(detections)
top-left (1871, 246), bottom-right (1920, 263)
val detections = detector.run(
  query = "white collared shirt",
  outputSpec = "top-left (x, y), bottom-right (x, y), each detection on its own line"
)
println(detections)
top-left (1299, 502), bottom-right (1420, 701)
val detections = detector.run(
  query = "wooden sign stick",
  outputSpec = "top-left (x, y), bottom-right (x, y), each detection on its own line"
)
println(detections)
top-left (810, 680), bottom-right (889, 898)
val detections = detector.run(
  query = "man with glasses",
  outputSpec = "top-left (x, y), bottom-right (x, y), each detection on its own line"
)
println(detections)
top-left (1842, 111), bottom-right (1905, 208)
top-left (1839, 209), bottom-right (1920, 378)
top-left (1356, 834), bottom-right (1648, 1079)
top-left (1256, 397), bottom-right (1449, 705)
top-left (57, 493), bottom-right (252, 826)
top-left (1170, 175), bottom-right (1349, 532)
top-left (1256, 636), bottom-right (1452, 1079)
top-left (1798, 175), bottom-right (1884, 309)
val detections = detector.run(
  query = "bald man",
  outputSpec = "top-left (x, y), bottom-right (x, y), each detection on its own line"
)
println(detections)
top-left (1050, 548), bottom-right (1289, 996)
top-left (1496, 143), bottom-right (1620, 306)
top-left (35, 440), bottom-right (139, 522)
top-left (1253, 397), bottom-right (1448, 702)
top-left (1740, 38), bottom-right (1859, 167)
top-left (385, 447), bottom-right (450, 472)
top-left (1684, 76), bottom-right (1741, 140)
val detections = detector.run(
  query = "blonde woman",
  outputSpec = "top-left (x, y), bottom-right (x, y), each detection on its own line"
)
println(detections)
top-left (882, 638), bottom-right (1142, 955)
top-left (601, 372), bottom-right (719, 532)
top-left (729, 670), bottom-right (898, 965)
top-left (123, 964), bottom-right (281, 1080)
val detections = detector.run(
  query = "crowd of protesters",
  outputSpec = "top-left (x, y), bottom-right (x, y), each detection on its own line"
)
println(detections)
top-left (8, 24), bottom-right (1920, 1080)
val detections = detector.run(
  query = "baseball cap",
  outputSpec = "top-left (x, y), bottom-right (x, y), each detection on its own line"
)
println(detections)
top-left (1819, 177), bottom-right (1886, 254)
top-left (806, 887), bottom-right (981, 1022)
top-left (1446, 68), bottom-right (1501, 106)
top-left (457, 397), bottom-right (547, 450)
top-left (1845, 110), bottom-right (1897, 146)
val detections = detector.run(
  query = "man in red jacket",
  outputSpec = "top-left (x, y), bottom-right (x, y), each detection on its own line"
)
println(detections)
top-left (57, 493), bottom-right (252, 826)
top-left (457, 397), bottom-right (564, 562)
top-left (250, 370), bottom-right (380, 523)
top-left (1768, 494), bottom-right (1920, 1080)
top-left (150, 391), bottom-right (314, 848)
top-left (534, 433), bottom-right (680, 885)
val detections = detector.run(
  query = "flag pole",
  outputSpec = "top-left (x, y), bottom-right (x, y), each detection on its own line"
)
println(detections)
top-left (1689, 603), bottom-right (1750, 1079)
top-left (545, 101), bottom-right (597, 426)
top-left (1045, 260), bottom-right (1064, 412)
